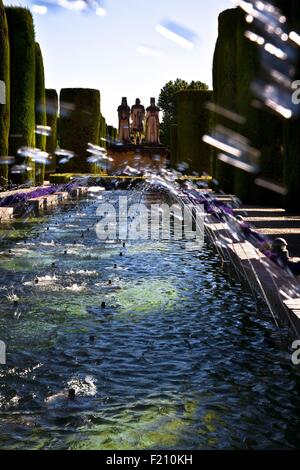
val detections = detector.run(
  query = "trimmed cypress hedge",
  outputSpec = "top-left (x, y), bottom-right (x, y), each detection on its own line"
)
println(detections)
top-left (45, 89), bottom-right (58, 174)
top-left (35, 42), bottom-right (46, 185)
top-left (170, 124), bottom-right (178, 168)
top-left (213, 7), bottom-right (284, 203)
top-left (176, 90), bottom-right (212, 175)
top-left (100, 114), bottom-right (107, 148)
top-left (0, 0), bottom-right (10, 190)
top-left (236, 9), bottom-right (284, 204)
top-left (59, 88), bottom-right (100, 173)
top-left (6, 7), bottom-right (36, 185)
top-left (106, 125), bottom-right (117, 143)
top-left (283, 121), bottom-right (299, 211)
top-left (234, 8), bottom-right (259, 201)
top-left (281, 0), bottom-right (300, 211)
top-left (107, 125), bottom-right (114, 141)
top-left (213, 9), bottom-right (238, 193)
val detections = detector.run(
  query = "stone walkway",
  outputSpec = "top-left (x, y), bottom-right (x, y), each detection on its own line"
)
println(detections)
top-left (0, 181), bottom-right (51, 200)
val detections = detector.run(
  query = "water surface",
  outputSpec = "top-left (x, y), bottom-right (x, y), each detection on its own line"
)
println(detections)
top-left (0, 191), bottom-right (299, 450)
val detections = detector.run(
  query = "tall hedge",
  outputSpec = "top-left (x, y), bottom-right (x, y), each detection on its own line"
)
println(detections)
top-left (99, 114), bottom-right (107, 148)
top-left (213, 7), bottom-right (285, 203)
top-left (59, 88), bottom-right (100, 173)
top-left (280, 0), bottom-right (300, 211)
top-left (35, 42), bottom-right (46, 185)
top-left (107, 125), bottom-right (113, 141)
top-left (45, 89), bottom-right (58, 175)
top-left (170, 124), bottom-right (178, 168)
top-left (6, 7), bottom-right (36, 185)
top-left (176, 90), bottom-right (212, 175)
top-left (213, 9), bottom-right (238, 193)
top-left (0, 0), bottom-right (10, 190)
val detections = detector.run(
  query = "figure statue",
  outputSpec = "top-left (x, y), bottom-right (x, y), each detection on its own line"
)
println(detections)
top-left (145, 98), bottom-right (160, 145)
top-left (117, 97), bottom-right (130, 143)
top-left (131, 98), bottom-right (145, 145)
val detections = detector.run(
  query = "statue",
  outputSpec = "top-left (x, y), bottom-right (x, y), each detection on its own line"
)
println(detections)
top-left (131, 98), bottom-right (145, 145)
top-left (117, 97), bottom-right (130, 143)
top-left (145, 98), bottom-right (160, 145)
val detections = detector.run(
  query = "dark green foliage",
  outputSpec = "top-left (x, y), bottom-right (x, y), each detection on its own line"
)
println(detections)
top-left (45, 89), bottom-right (58, 175)
top-left (35, 42), bottom-right (46, 185)
top-left (213, 9), bottom-right (238, 193)
top-left (235, 9), bottom-right (284, 203)
top-left (99, 114), bottom-right (107, 148)
top-left (158, 78), bottom-right (209, 146)
top-left (234, 8), bottom-right (259, 201)
top-left (213, 8), bottom-right (284, 203)
top-left (106, 125), bottom-right (117, 143)
top-left (279, 0), bottom-right (300, 210)
top-left (6, 7), bottom-right (36, 185)
top-left (59, 88), bottom-right (100, 173)
top-left (283, 120), bottom-right (300, 211)
top-left (170, 124), bottom-right (178, 168)
top-left (107, 125), bottom-right (114, 141)
top-left (176, 90), bottom-right (212, 175)
top-left (0, 0), bottom-right (10, 190)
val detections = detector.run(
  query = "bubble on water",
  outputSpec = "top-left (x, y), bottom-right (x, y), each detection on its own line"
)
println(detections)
top-left (6, 292), bottom-right (19, 303)
top-left (65, 283), bottom-right (87, 292)
top-left (156, 20), bottom-right (196, 50)
top-left (67, 375), bottom-right (97, 397)
top-left (65, 269), bottom-right (98, 276)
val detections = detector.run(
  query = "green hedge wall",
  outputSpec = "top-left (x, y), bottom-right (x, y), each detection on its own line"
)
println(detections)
top-left (213, 9), bottom-right (239, 193)
top-left (59, 88), bottom-right (100, 173)
top-left (170, 124), bottom-right (178, 168)
top-left (176, 90), bottom-right (212, 175)
top-left (234, 8), bottom-right (259, 201)
top-left (235, 9), bottom-right (284, 204)
top-left (99, 114), bottom-right (107, 148)
top-left (283, 120), bottom-right (300, 211)
top-left (0, 0), bottom-right (10, 190)
top-left (278, 0), bottom-right (300, 210)
top-left (213, 7), bottom-right (284, 204)
top-left (107, 125), bottom-right (113, 141)
top-left (35, 42), bottom-right (46, 185)
top-left (6, 7), bottom-right (36, 185)
top-left (45, 89), bottom-right (58, 174)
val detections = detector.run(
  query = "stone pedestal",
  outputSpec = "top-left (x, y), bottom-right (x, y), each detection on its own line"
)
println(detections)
top-left (107, 144), bottom-right (169, 173)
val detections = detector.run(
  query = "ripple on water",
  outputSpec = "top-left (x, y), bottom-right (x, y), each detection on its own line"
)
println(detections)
top-left (0, 193), bottom-right (300, 450)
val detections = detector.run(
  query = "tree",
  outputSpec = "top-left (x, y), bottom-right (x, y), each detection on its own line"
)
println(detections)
top-left (158, 78), bottom-right (209, 146)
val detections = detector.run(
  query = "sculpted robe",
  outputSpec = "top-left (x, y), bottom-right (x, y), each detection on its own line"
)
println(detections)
top-left (118, 102), bottom-right (130, 142)
top-left (145, 104), bottom-right (160, 144)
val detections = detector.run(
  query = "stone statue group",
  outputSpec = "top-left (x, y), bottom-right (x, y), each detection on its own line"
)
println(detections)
top-left (118, 97), bottom-right (160, 145)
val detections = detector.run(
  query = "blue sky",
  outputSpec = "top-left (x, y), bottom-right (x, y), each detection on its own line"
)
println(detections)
top-left (4, 0), bottom-right (232, 126)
